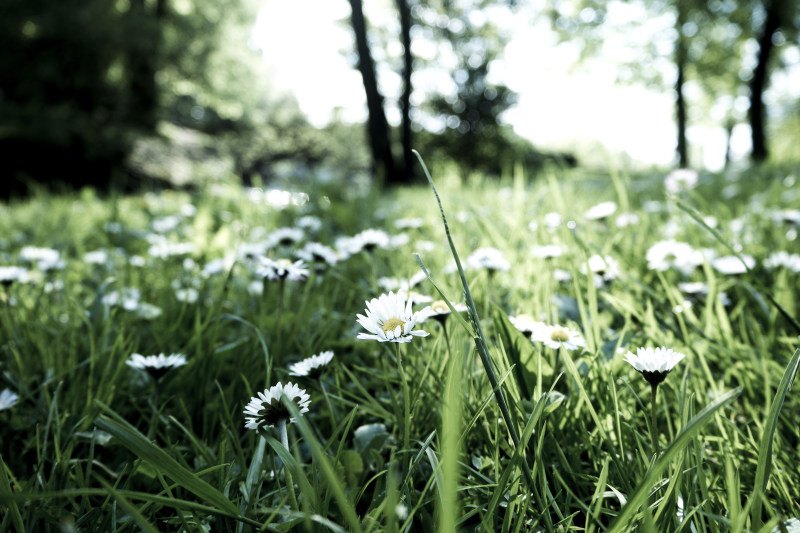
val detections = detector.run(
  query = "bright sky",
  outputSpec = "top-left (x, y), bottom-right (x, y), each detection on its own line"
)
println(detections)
top-left (250, 0), bottom-right (779, 171)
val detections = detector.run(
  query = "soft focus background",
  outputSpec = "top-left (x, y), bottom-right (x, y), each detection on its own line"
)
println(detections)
top-left (2, 0), bottom-right (799, 196)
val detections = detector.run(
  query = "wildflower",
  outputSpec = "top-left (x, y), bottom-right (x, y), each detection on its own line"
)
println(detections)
top-left (147, 239), bottom-right (195, 259)
top-left (531, 324), bottom-right (586, 352)
top-left (624, 346), bottom-right (685, 385)
top-left (83, 249), bottom-right (111, 265)
top-left (646, 240), bottom-right (703, 275)
top-left (394, 217), bottom-right (424, 229)
top-left (615, 213), bottom-right (640, 228)
top-left (664, 168), bottom-right (698, 194)
top-left (543, 212), bottom-right (562, 230)
top-left (764, 251), bottom-right (800, 272)
top-left (296, 242), bottom-right (339, 267)
top-left (289, 351), bottom-right (334, 379)
top-left (712, 254), bottom-right (755, 275)
top-left (773, 518), bottom-right (800, 533)
top-left (466, 247), bottom-right (510, 273)
top-left (256, 257), bottom-right (309, 281)
top-left (0, 266), bottom-right (29, 287)
top-left (352, 229), bottom-right (392, 253)
top-left (584, 201), bottom-right (617, 221)
top-left (0, 388), bottom-right (19, 411)
top-left (582, 254), bottom-right (620, 287)
top-left (243, 382), bottom-right (311, 432)
top-left (419, 300), bottom-right (468, 324)
top-left (530, 244), bottom-right (564, 259)
top-left (508, 314), bottom-right (546, 336)
top-left (356, 291), bottom-right (430, 343)
top-left (126, 352), bottom-right (187, 380)
top-left (296, 215), bottom-right (322, 233)
top-left (266, 227), bottom-right (305, 249)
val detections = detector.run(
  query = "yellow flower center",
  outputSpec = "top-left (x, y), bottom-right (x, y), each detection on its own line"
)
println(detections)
top-left (550, 328), bottom-right (570, 342)
top-left (432, 300), bottom-right (449, 313)
top-left (382, 318), bottom-right (406, 335)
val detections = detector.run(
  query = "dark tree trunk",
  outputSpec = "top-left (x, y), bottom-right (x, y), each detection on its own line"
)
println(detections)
top-left (126, 0), bottom-right (167, 130)
top-left (348, 0), bottom-right (399, 187)
top-left (675, 57), bottom-right (688, 167)
top-left (397, 0), bottom-right (414, 183)
top-left (674, 3), bottom-right (689, 168)
top-left (749, 2), bottom-right (781, 163)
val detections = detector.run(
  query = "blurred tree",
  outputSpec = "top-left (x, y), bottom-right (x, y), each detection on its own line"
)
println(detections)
top-left (546, 0), bottom-right (800, 167)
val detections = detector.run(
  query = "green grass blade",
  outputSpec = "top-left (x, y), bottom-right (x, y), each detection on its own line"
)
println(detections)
top-left (606, 387), bottom-right (741, 533)
top-left (749, 348), bottom-right (800, 531)
top-left (97, 478), bottom-right (160, 533)
top-left (413, 149), bottom-right (534, 490)
top-left (0, 454), bottom-right (24, 533)
top-left (93, 401), bottom-right (239, 516)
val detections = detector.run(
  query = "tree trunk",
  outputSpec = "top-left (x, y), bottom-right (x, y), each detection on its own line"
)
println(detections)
top-left (674, 3), bottom-right (689, 168)
top-left (749, 1), bottom-right (781, 163)
top-left (397, 0), bottom-right (414, 183)
top-left (348, 0), bottom-right (398, 187)
top-left (126, 0), bottom-right (167, 131)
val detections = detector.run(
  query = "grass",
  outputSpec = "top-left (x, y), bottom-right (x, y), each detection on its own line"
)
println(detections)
top-left (1, 162), bottom-right (799, 532)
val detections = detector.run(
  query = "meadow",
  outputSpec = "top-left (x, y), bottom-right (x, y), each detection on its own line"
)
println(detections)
top-left (1, 160), bottom-right (799, 532)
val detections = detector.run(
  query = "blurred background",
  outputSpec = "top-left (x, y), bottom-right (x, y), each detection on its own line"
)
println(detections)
top-left (2, 0), bottom-right (799, 197)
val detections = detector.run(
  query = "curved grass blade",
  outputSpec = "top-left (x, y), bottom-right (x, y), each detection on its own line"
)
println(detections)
top-left (93, 401), bottom-right (239, 516)
top-left (412, 150), bottom-right (536, 494)
top-left (749, 348), bottom-right (800, 531)
top-left (606, 387), bottom-right (741, 533)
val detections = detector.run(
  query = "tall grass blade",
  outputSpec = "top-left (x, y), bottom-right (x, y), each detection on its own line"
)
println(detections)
top-left (0, 454), bottom-right (24, 533)
top-left (93, 401), bottom-right (239, 516)
top-left (749, 348), bottom-right (800, 531)
top-left (412, 149), bottom-right (535, 490)
top-left (606, 387), bottom-right (740, 533)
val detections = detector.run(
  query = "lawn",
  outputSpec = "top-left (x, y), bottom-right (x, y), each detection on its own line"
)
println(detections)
top-left (1, 161), bottom-right (799, 532)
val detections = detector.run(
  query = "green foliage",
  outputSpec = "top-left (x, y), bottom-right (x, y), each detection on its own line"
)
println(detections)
top-left (1, 162), bottom-right (800, 530)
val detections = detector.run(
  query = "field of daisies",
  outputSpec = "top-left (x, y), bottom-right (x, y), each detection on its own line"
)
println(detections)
top-left (1, 162), bottom-right (799, 532)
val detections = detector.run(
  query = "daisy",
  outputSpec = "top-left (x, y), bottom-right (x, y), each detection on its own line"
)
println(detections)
top-left (582, 254), bottom-right (620, 287)
top-left (530, 244), bottom-right (564, 259)
top-left (0, 266), bottom-right (29, 286)
top-left (351, 229), bottom-right (392, 253)
top-left (0, 388), bottom-right (19, 411)
top-left (296, 215), bottom-right (322, 232)
top-left (418, 300), bottom-right (468, 324)
top-left (289, 351), bottom-right (334, 379)
top-left (296, 242), bottom-right (339, 267)
top-left (256, 257), bottom-right (309, 281)
top-left (531, 324), bottom-right (586, 352)
top-left (624, 346), bottom-right (685, 385)
top-left (664, 168), bottom-right (698, 194)
top-left (394, 217), bottom-right (424, 229)
top-left (508, 313), bottom-right (546, 336)
top-left (712, 254), bottom-right (755, 275)
top-left (764, 251), bottom-right (800, 272)
top-left (126, 352), bottom-right (188, 380)
top-left (466, 247), bottom-right (510, 273)
top-left (615, 213), bottom-right (640, 228)
top-left (356, 291), bottom-right (430, 343)
top-left (243, 382), bottom-right (311, 432)
top-left (266, 227), bottom-right (305, 249)
top-left (584, 201), bottom-right (617, 221)
top-left (645, 240), bottom-right (703, 276)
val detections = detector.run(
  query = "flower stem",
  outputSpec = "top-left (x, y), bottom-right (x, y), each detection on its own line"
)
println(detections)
top-left (650, 382), bottom-right (660, 456)
top-left (396, 344), bottom-right (410, 453)
top-left (318, 377), bottom-right (338, 430)
top-left (279, 419), bottom-right (299, 512)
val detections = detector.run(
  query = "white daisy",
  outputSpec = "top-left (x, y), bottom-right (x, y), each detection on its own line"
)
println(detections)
top-left (126, 352), bottom-right (187, 380)
top-left (289, 351), bottom-right (335, 378)
top-left (466, 247), bottom-right (510, 272)
top-left (664, 168), bottom-right (698, 194)
top-left (624, 346), bottom-right (685, 385)
top-left (584, 201), bottom-right (617, 221)
top-left (531, 324), bottom-right (586, 351)
top-left (764, 251), bottom-right (800, 272)
top-left (394, 217), bottom-right (424, 229)
top-left (712, 254), bottom-right (755, 275)
top-left (582, 254), bottom-right (620, 287)
top-left (296, 242), bottom-right (339, 267)
top-left (243, 382), bottom-right (311, 432)
top-left (530, 244), bottom-right (564, 259)
top-left (256, 257), bottom-right (309, 281)
top-left (0, 266), bottom-right (29, 286)
top-left (0, 388), bottom-right (19, 411)
top-left (418, 300), bottom-right (468, 324)
top-left (266, 227), bottom-right (305, 249)
top-left (508, 314), bottom-right (546, 335)
top-left (615, 213), bottom-right (640, 228)
top-left (296, 215), bottom-right (322, 232)
top-left (773, 517), bottom-right (800, 533)
top-left (356, 291), bottom-right (430, 343)
top-left (352, 229), bottom-right (392, 253)
top-left (646, 240), bottom-right (703, 276)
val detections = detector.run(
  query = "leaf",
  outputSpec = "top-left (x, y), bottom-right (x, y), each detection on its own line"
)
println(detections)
top-left (93, 402), bottom-right (239, 516)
